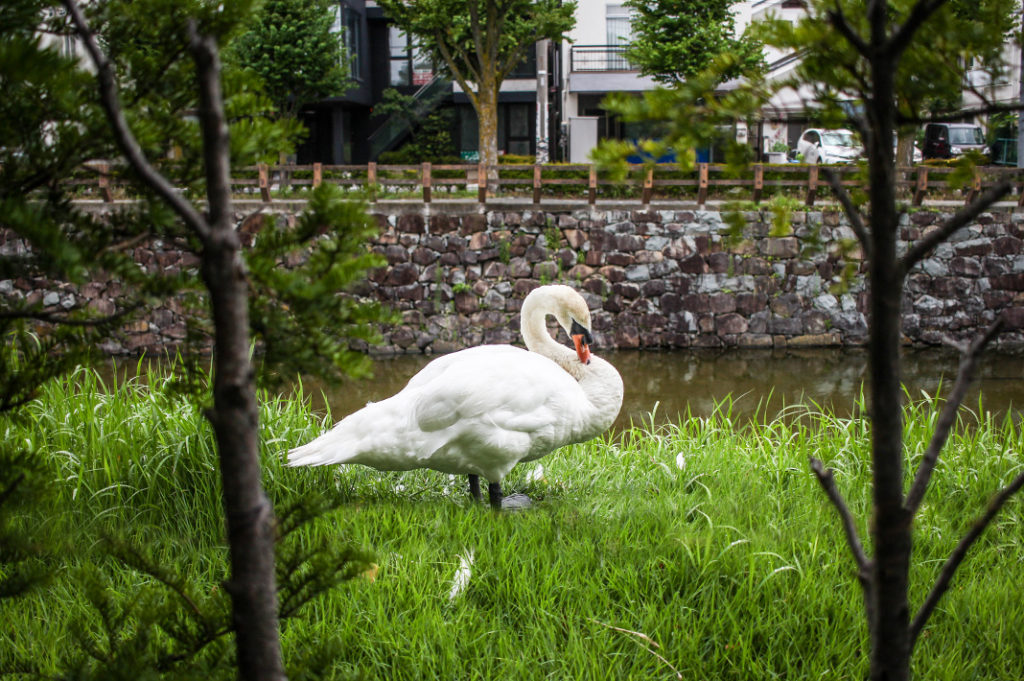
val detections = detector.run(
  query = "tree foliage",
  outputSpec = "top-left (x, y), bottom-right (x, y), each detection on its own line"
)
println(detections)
top-left (376, 0), bottom-right (575, 169)
top-left (231, 0), bottom-right (351, 119)
top-left (623, 0), bottom-right (764, 85)
top-left (2, 0), bottom-right (388, 677)
top-left (598, 1), bottom-right (1024, 679)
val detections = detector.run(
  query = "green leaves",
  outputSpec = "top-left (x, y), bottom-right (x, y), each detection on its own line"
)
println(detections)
top-left (623, 0), bottom-right (765, 85)
top-left (230, 0), bottom-right (351, 119)
top-left (245, 183), bottom-right (392, 386)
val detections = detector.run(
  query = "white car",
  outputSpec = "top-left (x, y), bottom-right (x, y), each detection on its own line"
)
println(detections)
top-left (797, 128), bottom-right (863, 164)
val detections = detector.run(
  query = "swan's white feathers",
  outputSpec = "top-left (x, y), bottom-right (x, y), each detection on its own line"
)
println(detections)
top-left (286, 285), bottom-right (625, 486)
top-left (287, 344), bottom-right (589, 481)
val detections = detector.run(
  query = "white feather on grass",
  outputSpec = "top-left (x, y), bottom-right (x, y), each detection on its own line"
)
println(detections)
top-left (448, 549), bottom-right (475, 602)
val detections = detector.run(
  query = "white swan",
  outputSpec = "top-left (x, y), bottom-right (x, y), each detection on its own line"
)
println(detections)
top-left (287, 284), bottom-right (624, 509)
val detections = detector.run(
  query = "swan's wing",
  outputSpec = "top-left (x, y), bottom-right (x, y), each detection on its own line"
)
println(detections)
top-left (404, 347), bottom-right (584, 478)
top-left (411, 346), bottom-right (578, 433)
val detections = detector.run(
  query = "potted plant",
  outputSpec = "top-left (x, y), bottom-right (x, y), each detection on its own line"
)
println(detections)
top-left (767, 140), bottom-right (790, 164)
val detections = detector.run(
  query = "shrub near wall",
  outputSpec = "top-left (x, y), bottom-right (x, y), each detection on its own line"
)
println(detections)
top-left (359, 207), bottom-right (1024, 355)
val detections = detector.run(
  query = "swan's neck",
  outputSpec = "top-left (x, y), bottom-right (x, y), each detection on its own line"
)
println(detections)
top-left (520, 289), bottom-right (580, 377)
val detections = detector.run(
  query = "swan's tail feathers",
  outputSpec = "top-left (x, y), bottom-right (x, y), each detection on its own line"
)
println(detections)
top-left (286, 436), bottom-right (339, 467)
top-left (286, 405), bottom-right (382, 467)
top-left (286, 427), bottom-right (360, 467)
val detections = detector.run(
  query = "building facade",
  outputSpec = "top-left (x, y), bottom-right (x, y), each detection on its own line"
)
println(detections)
top-left (301, 0), bottom-right (1024, 165)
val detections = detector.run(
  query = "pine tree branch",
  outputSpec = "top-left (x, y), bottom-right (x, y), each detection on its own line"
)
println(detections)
top-left (905, 317), bottom-right (1004, 514)
top-left (0, 303), bottom-right (140, 327)
top-left (826, 4), bottom-right (869, 57)
top-left (821, 167), bottom-right (872, 259)
top-left (809, 458), bottom-right (872, 577)
top-left (910, 468), bottom-right (1024, 648)
top-left (0, 473), bottom-right (26, 508)
top-left (898, 101), bottom-right (1024, 126)
top-left (898, 180), bottom-right (1013, 277)
top-left (59, 0), bottom-right (211, 242)
top-left (187, 22), bottom-right (232, 237)
top-left (889, 0), bottom-right (948, 58)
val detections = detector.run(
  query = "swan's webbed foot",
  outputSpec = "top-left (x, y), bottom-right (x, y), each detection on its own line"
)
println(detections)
top-left (501, 493), bottom-right (532, 510)
top-left (468, 474), bottom-right (482, 502)
top-left (487, 481), bottom-right (532, 511)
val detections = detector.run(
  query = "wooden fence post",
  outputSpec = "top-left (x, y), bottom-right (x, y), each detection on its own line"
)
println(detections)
top-left (313, 162), bottom-right (322, 188)
top-left (477, 163), bottom-right (487, 204)
top-left (533, 164), bottom-right (542, 204)
top-left (805, 165), bottom-right (818, 206)
top-left (642, 166), bottom-right (654, 204)
top-left (97, 162), bottom-right (113, 203)
top-left (258, 163), bottom-right (271, 203)
top-left (913, 167), bottom-right (928, 206)
top-left (588, 165), bottom-right (597, 205)
top-left (697, 163), bottom-right (709, 206)
top-left (367, 162), bottom-right (377, 203)
top-left (422, 162), bottom-right (431, 203)
top-left (753, 164), bottom-right (764, 204)
top-left (965, 169), bottom-right (981, 205)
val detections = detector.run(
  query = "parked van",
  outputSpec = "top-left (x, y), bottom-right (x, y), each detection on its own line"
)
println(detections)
top-left (922, 123), bottom-right (988, 160)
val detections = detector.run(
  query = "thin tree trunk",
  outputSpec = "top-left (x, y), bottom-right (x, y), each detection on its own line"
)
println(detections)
top-left (66, 5), bottom-right (286, 678)
top-left (866, 47), bottom-right (913, 681)
top-left (191, 30), bottom-right (285, 681)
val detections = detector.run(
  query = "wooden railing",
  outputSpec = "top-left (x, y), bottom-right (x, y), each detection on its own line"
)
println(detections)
top-left (68, 161), bottom-right (1024, 208)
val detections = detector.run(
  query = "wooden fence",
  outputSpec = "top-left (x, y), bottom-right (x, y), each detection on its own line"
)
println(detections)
top-left (70, 161), bottom-right (1024, 208)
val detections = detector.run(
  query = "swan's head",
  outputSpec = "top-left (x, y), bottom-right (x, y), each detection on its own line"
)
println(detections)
top-left (548, 285), bottom-right (594, 365)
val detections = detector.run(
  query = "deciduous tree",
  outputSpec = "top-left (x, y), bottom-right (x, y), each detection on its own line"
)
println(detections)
top-left (231, 0), bottom-right (351, 119)
top-left (599, 0), bottom-right (1023, 678)
top-left (376, 0), bottom-right (575, 172)
top-left (623, 0), bottom-right (763, 85)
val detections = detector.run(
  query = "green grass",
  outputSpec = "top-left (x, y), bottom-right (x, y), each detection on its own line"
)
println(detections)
top-left (2, 365), bottom-right (1023, 679)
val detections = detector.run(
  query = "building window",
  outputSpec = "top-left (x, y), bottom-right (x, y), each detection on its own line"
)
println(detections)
top-left (508, 47), bottom-right (537, 79)
top-left (605, 4), bottom-right (633, 46)
top-left (389, 26), bottom-right (432, 86)
top-left (341, 6), bottom-right (361, 80)
top-left (332, 4), bottom-right (362, 79)
top-left (505, 103), bottom-right (533, 156)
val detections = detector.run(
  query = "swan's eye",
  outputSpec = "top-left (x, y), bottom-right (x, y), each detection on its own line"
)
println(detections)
top-left (569, 319), bottom-right (593, 345)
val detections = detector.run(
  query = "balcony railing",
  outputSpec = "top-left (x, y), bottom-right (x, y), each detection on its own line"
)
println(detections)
top-left (569, 45), bottom-right (636, 72)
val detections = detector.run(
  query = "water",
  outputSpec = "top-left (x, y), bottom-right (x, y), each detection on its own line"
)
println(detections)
top-left (300, 347), bottom-right (1024, 432)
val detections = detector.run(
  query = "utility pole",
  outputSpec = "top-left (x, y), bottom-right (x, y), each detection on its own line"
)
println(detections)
top-left (536, 39), bottom-right (550, 164)
top-left (1017, 8), bottom-right (1023, 167)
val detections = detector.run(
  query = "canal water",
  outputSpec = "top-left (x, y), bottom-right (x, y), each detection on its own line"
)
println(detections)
top-left (299, 347), bottom-right (1024, 432)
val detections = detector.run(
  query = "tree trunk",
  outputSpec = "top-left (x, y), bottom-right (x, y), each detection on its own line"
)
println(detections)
top-left (866, 49), bottom-right (912, 681)
top-left (192, 32), bottom-right (286, 681)
top-left (476, 74), bottom-right (500, 184)
top-left (896, 135), bottom-right (915, 168)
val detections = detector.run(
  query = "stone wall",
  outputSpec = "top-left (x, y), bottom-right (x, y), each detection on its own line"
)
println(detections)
top-left (3, 203), bottom-right (1023, 354)
top-left (360, 205), bottom-right (1024, 354)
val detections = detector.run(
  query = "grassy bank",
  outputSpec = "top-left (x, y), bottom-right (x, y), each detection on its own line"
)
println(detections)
top-left (2, 366), bottom-right (1023, 679)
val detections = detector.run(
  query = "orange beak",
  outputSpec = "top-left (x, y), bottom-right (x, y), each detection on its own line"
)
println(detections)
top-left (572, 334), bottom-right (591, 364)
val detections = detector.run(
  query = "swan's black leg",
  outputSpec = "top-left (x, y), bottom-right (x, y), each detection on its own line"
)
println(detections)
top-left (468, 474), bottom-right (482, 502)
top-left (487, 481), bottom-right (503, 510)
top-left (488, 481), bottom-right (532, 511)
